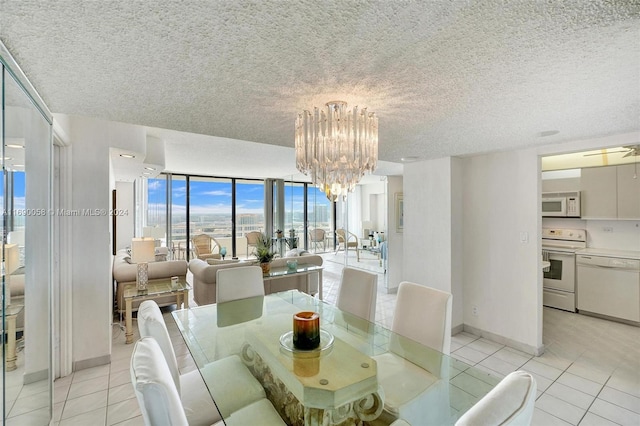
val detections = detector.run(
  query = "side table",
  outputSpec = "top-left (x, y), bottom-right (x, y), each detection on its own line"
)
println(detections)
top-left (123, 279), bottom-right (190, 344)
top-left (2, 304), bottom-right (24, 371)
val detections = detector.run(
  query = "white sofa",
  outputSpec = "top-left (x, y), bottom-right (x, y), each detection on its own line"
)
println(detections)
top-left (189, 252), bottom-right (323, 306)
top-left (112, 249), bottom-right (188, 314)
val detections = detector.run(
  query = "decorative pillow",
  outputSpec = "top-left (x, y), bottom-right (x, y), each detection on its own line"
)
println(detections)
top-left (286, 249), bottom-right (309, 257)
top-left (207, 258), bottom-right (241, 265)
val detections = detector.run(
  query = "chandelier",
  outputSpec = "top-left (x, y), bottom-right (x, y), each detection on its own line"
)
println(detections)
top-left (295, 101), bottom-right (378, 201)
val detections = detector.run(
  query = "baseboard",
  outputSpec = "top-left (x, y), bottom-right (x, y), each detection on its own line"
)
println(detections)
top-left (463, 324), bottom-right (545, 356)
top-left (73, 354), bottom-right (111, 372)
top-left (451, 323), bottom-right (464, 335)
top-left (23, 368), bottom-right (48, 385)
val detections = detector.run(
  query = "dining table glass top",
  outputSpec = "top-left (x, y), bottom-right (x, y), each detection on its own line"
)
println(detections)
top-left (171, 290), bottom-right (500, 425)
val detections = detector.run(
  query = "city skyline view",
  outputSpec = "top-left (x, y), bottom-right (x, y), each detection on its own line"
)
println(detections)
top-left (146, 175), bottom-right (332, 240)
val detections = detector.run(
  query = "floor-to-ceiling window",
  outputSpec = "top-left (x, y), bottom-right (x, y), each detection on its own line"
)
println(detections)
top-left (235, 179), bottom-right (265, 258)
top-left (284, 181), bottom-right (305, 249)
top-left (307, 185), bottom-right (333, 253)
top-left (146, 177), bottom-right (166, 230)
top-left (145, 174), bottom-right (336, 260)
top-left (188, 176), bottom-right (232, 258)
top-left (169, 175), bottom-right (187, 258)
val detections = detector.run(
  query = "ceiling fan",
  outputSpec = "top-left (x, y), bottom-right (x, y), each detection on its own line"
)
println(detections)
top-left (583, 145), bottom-right (640, 157)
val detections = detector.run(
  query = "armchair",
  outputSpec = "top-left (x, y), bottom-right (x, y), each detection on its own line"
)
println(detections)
top-left (308, 228), bottom-right (327, 252)
top-left (335, 229), bottom-right (359, 261)
top-left (245, 231), bottom-right (262, 258)
top-left (191, 234), bottom-right (222, 261)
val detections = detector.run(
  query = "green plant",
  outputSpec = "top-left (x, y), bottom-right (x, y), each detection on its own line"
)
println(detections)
top-left (254, 232), bottom-right (275, 263)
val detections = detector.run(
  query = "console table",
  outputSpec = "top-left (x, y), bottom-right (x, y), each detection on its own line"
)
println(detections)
top-left (123, 279), bottom-right (190, 343)
top-left (263, 265), bottom-right (323, 300)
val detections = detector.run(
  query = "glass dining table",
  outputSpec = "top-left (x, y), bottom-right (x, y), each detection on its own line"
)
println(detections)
top-left (172, 291), bottom-right (500, 426)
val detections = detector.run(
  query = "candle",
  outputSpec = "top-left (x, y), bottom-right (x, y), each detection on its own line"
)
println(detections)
top-left (292, 311), bottom-right (320, 350)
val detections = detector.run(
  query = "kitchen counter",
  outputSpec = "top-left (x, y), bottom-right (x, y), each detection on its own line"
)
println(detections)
top-left (576, 248), bottom-right (640, 260)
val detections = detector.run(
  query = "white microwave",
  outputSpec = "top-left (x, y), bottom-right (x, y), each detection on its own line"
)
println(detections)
top-left (542, 192), bottom-right (581, 217)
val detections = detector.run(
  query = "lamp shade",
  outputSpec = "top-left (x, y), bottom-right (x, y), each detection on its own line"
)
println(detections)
top-left (131, 238), bottom-right (156, 263)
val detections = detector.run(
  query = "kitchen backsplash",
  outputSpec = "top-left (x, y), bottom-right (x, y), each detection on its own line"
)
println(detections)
top-left (542, 218), bottom-right (640, 251)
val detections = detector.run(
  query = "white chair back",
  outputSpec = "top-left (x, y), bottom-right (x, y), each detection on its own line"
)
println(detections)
top-left (216, 266), bottom-right (264, 303)
top-left (455, 370), bottom-right (537, 426)
top-left (336, 267), bottom-right (377, 322)
top-left (137, 300), bottom-right (181, 394)
top-left (392, 281), bottom-right (452, 355)
top-left (130, 337), bottom-right (189, 426)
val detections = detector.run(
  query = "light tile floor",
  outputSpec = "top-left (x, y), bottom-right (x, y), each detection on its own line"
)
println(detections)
top-left (6, 255), bottom-right (639, 425)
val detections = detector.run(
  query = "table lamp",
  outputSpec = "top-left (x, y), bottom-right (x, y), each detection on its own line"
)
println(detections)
top-left (131, 238), bottom-right (156, 290)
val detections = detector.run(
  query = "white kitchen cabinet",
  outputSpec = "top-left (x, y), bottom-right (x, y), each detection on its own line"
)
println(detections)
top-left (580, 166), bottom-right (617, 219)
top-left (542, 177), bottom-right (581, 193)
top-left (616, 164), bottom-right (640, 219)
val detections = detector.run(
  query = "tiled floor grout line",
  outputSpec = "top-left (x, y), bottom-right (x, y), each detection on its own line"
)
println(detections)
top-left (576, 375), bottom-right (612, 426)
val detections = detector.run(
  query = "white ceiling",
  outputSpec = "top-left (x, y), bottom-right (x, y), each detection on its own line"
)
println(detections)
top-left (1, 1), bottom-right (639, 179)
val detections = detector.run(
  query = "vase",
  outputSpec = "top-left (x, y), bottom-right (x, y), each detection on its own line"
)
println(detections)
top-left (260, 262), bottom-right (271, 275)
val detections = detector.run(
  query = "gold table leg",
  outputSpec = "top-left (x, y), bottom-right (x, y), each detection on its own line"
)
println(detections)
top-left (125, 298), bottom-right (134, 344)
top-left (5, 315), bottom-right (17, 371)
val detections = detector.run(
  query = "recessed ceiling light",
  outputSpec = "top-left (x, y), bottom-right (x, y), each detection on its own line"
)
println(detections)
top-left (3, 157), bottom-right (12, 161)
top-left (144, 166), bottom-right (156, 171)
top-left (120, 153), bottom-right (135, 159)
top-left (12, 164), bottom-right (24, 167)
top-left (142, 172), bottom-right (151, 176)
top-left (400, 156), bottom-right (420, 162)
top-left (538, 130), bottom-right (559, 137)
top-left (5, 144), bottom-right (24, 149)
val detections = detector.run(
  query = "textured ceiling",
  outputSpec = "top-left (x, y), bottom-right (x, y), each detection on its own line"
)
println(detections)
top-left (1, 0), bottom-right (639, 168)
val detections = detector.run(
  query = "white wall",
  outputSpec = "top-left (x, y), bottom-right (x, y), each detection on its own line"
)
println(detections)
top-left (359, 181), bottom-right (386, 234)
top-left (68, 116), bottom-right (146, 369)
top-left (386, 176), bottom-right (403, 292)
top-left (461, 149), bottom-right (542, 353)
top-left (404, 158), bottom-right (452, 291)
top-left (451, 158), bottom-right (463, 329)
top-left (542, 217), bottom-right (640, 251)
top-left (403, 158), bottom-right (464, 330)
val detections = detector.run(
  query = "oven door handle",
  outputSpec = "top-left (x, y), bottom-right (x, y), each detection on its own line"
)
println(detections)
top-left (545, 251), bottom-right (574, 257)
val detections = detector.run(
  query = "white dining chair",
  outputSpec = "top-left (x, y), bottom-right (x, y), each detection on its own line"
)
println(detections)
top-left (131, 337), bottom-right (189, 426)
top-left (216, 265), bottom-right (265, 302)
top-left (131, 337), bottom-right (285, 426)
top-left (455, 370), bottom-right (537, 426)
top-left (137, 300), bottom-right (266, 421)
top-left (336, 267), bottom-right (377, 322)
top-left (373, 281), bottom-right (453, 425)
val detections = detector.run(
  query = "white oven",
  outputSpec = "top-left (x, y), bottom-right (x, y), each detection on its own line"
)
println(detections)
top-left (542, 228), bottom-right (586, 312)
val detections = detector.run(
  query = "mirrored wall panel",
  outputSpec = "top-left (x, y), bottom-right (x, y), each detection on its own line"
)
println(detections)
top-left (2, 57), bottom-right (53, 424)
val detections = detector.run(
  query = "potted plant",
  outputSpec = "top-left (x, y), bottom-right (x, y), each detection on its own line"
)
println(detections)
top-left (255, 232), bottom-right (276, 274)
